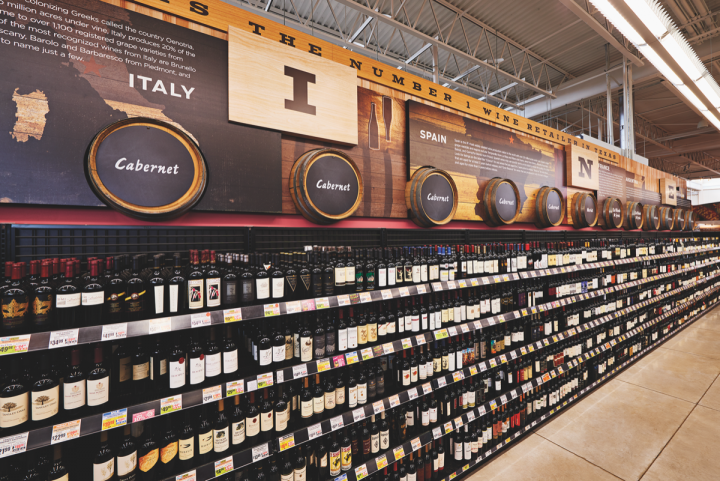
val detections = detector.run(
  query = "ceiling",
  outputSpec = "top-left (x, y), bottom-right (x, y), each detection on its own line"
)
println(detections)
top-left (230, 0), bottom-right (720, 179)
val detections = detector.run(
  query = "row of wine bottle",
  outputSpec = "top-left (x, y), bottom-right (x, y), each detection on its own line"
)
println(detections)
top-left (1, 238), bottom-right (709, 333)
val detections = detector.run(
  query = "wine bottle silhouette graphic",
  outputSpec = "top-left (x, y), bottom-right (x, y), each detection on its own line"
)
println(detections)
top-left (382, 96), bottom-right (392, 141)
top-left (369, 102), bottom-right (380, 150)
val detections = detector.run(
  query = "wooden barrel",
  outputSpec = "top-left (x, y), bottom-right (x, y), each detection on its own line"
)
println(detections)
top-left (686, 210), bottom-right (696, 231)
top-left (483, 178), bottom-right (521, 226)
top-left (642, 204), bottom-right (660, 231)
top-left (570, 192), bottom-right (598, 228)
top-left (598, 197), bottom-right (624, 229)
top-left (289, 148), bottom-right (363, 224)
top-left (405, 166), bottom-right (458, 227)
top-left (672, 208), bottom-right (686, 231)
top-left (658, 206), bottom-right (674, 230)
top-left (625, 201), bottom-right (644, 230)
top-left (534, 186), bottom-right (565, 228)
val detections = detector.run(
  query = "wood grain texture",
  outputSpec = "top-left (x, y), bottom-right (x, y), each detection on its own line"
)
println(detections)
top-left (228, 26), bottom-right (357, 145)
top-left (566, 144), bottom-right (600, 190)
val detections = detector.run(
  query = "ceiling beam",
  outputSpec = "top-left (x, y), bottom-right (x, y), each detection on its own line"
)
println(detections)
top-left (654, 126), bottom-right (715, 141)
top-left (330, 0), bottom-right (556, 98)
top-left (557, 0), bottom-right (644, 66)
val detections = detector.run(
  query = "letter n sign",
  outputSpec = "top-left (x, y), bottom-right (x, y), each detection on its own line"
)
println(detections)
top-left (565, 144), bottom-right (599, 190)
top-left (228, 26), bottom-right (358, 145)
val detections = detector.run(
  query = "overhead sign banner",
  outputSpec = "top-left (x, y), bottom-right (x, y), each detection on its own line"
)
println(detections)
top-left (228, 27), bottom-right (358, 145)
top-left (566, 144), bottom-right (599, 191)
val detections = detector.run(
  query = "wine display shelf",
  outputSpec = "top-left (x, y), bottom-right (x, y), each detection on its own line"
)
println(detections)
top-left (1, 254), bottom-right (716, 466)
top-left (154, 262), bottom-right (720, 481)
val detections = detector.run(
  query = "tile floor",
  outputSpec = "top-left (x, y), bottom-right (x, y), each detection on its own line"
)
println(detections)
top-left (465, 305), bottom-right (720, 481)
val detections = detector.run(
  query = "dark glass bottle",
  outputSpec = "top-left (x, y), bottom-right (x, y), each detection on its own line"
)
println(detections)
top-left (167, 253), bottom-right (188, 314)
top-left (93, 431), bottom-right (115, 481)
top-left (30, 261), bottom-right (54, 332)
top-left (138, 419), bottom-right (159, 481)
top-left (148, 255), bottom-right (167, 317)
top-left (54, 261), bottom-right (81, 329)
top-left (160, 414), bottom-right (178, 476)
top-left (188, 250), bottom-right (206, 309)
top-left (126, 256), bottom-right (147, 322)
top-left (1, 263), bottom-right (29, 334)
top-left (47, 446), bottom-right (68, 481)
top-left (87, 344), bottom-right (110, 413)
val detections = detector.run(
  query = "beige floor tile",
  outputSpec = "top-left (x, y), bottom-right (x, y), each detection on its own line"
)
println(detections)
top-left (616, 347), bottom-right (720, 403)
top-left (661, 326), bottom-right (720, 360)
top-left (699, 375), bottom-right (720, 412)
top-left (465, 433), bottom-right (620, 481)
top-left (536, 380), bottom-right (694, 481)
top-left (641, 406), bottom-right (720, 481)
top-left (688, 314), bottom-right (720, 333)
top-left (615, 347), bottom-right (666, 383)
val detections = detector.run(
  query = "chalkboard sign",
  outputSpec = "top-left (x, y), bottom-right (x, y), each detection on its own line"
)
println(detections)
top-left (86, 118), bottom-right (207, 220)
top-left (571, 192), bottom-right (598, 228)
top-left (290, 149), bottom-right (363, 224)
top-left (484, 178), bottom-right (521, 226)
top-left (599, 197), bottom-right (623, 229)
top-left (534, 186), bottom-right (565, 228)
top-left (406, 167), bottom-right (458, 227)
top-left (625, 202), bottom-right (643, 230)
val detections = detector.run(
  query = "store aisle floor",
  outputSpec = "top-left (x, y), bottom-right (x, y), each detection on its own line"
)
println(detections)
top-left (465, 305), bottom-right (720, 481)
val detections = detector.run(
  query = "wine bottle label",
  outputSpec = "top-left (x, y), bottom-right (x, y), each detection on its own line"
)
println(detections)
top-left (127, 292), bottom-right (144, 313)
top-left (214, 426), bottom-right (230, 452)
top-left (82, 291), bottom-right (104, 306)
top-left (358, 383), bottom-right (367, 403)
top-left (338, 329), bottom-right (348, 351)
top-left (190, 357), bottom-right (205, 385)
top-left (56, 293), bottom-right (81, 307)
top-left (231, 419), bottom-right (246, 445)
top-left (225, 280), bottom-right (238, 303)
top-left (272, 278), bottom-right (284, 298)
top-left (158, 442), bottom-right (178, 466)
top-left (223, 350), bottom-right (238, 373)
top-left (313, 395), bottom-right (325, 414)
top-left (438, 452), bottom-right (445, 469)
top-left (282, 473), bottom-right (294, 481)
top-left (335, 267), bottom-right (346, 285)
top-left (139, 448), bottom-right (159, 472)
top-left (341, 445), bottom-right (352, 470)
top-left (206, 352), bottom-right (222, 377)
top-left (117, 451), bottom-right (137, 476)
top-left (335, 387), bottom-right (345, 406)
top-left (295, 466), bottom-right (307, 481)
top-left (204, 278), bottom-right (221, 307)
top-left (153, 286), bottom-right (164, 314)
top-left (260, 410), bottom-right (274, 431)
top-left (0, 391), bottom-right (28, 428)
top-left (276, 405), bottom-right (289, 431)
top-left (259, 348), bottom-right (272, 366)
top-left (300, 337), bottom-right (313, 362)
top-left (301, 400), bottom-right (313, 418)
top-left (330, 449), bottom-right (341, 476)
top-left (429, 407), bottom-right (437, 423)
top-left (347, 327), bottom-right (358, 349)
top-left (31, 384), bottom-right (58, 420)
top-left (168, 285), bottom-right (179, 313)
top-left (348, 385), bottom-right (358, 408)
top-left (87, 376), bottom-right (109, 406)
top-left (169, 359), bottom-right (186, 389)
top-left (358, 325), bottom-right (368, 344)
top-left (188, 279), bottom-right (204, 308)
top-left (199, 431), bottom-right (213, 454)
top-left (64, 379), bottom-right (86, 410)
top-left (94, 458), bottom-right (115, 481)
top-left (256, 278), bottom-right (270, 300)
top-left (285, 336), bottom-right (294, 360)
top-left (179, 437), bottom-right (194, 460)
top-left (133, 362), bottom-right (149, 381)
top-left (294, 333), bottom-right (301, 358)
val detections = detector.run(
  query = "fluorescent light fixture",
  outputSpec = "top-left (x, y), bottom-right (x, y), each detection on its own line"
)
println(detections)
top-left (637, 44), bottom-right (682, 84)
top-left (660, 33), bottom-right (702, 80)
top-left (696, 75), bottom-right (720, 109)
top-left (624, 0), bottom-right (668, 37)
top-left (702, 111), bottom-right (720, 130)
top-left (676, 84), bottom-right (709, 112)
top-left (588, 0), bottom-right (644, 45)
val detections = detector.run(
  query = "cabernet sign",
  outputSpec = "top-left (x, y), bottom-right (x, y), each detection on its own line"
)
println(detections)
top-left (86, 118), bottom-right (207, 220)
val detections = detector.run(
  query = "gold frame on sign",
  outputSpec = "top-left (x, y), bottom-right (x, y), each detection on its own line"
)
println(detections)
top-left (85, 118), bottom-right (207, 220)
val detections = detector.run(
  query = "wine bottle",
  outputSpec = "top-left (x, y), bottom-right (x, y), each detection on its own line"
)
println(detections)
top-left (138, 419), bottom-right (159, 480)
top-left (117, 425), bottom-right (138, 481)
top-left (93, 431), bottom-right (115, 481)
top-left (63, 347), bottom-right (86, 414)
top-left (47, 446), bottom-right (68, 481)
top-left (0, 357), bottom-right (29, 429)
top-left (177, 411), bottom-right (195, 472)
top-left (30, 352), bottom-right (59, 423)
top-left (214, 399), bottom-right (230, 454)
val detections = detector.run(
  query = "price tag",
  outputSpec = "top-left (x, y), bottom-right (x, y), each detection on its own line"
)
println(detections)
top-left (408, 389), bottom-right (419, 400)
top-left (337, 295), bottom-right (351, 307)
top-left (345, 352), bottom-right (359, 365)
top-left (51, 420), bottom-right (81, 444)
top-left (417, 285), bottom-right (427, 294)
top-left (432, 427), bottom-right (442, 439)
top-left (469, 366), bottom-right (478, 376)
top-left (500, 394), bottom-right (508, 405)
top-left (308, 423), bottom-right (323, 440)
top-left (381, 290), bottom-right (393, 300)
top-left (388, 395), bottom-right (401, 408)
top-left (191, 312), bottom-right (212, 328)
top-left (447, 327), bottom-right (458, 337)
top-left (411, 438), bottom-right (422, 452)
top-left (452, 371), bottom-right (464, 382)
top-left (317, 359), bottom-right (331, 372)
top-left (444, 422), bottom-right (453, 434)
top-left (375, 454), bottom-right (388, 470)
top-left (0, 433), bottom-right (28, 458)
top-left (373, 400), bottom-right (385, 414)
top-left (434, 329), bottom-right (449, 340)
top-left (49, 329), bottom-right (79, 349)
top-left (203, 385), bottom-right (222, 404)
top-left (149, 317), bottom-right (172, 334)
top-left (316, 298), bottom-right (331, 309)
top-left (360, 292), bottom-right (373, 303)
top-left (214, 456), bottom-right (234, 476)
top-left (399, 287), bottom-right (410, 297)
top-left (0, 335), bottom-right (30, 356)
top-left (415, 334), bottom-right (427, 346)
top-left (331, 415), bottom-right (344, 431)
top-left (353, 408), bottom-right (366, 422)
top-left (333, 355), bottom-right (346, 368)
top-left (252, 443), bottom-right (270, 462)
top-left (101, 409), bottom-right (127, 431)
top-left (447, 281), bottom-right (457, 290)
top-left (436, 377), bottom-right (447, 388)
top-left (264, 304), bottom-right (280, 317)
top-left (257, 372), bottom-right (274, 388)
top-left (478, 405), bottom-right (486, 416)
top-left (489, 400), bottom-right (497, 410)
top-left (522, 382), bottom-right (532, 393)
top-left (132, 409), bottom-right (155, 423)
top-left (401, 338), bottom-right (413, 349)
top-left (393, 446), bottom-right (405, 460)
top-left (466, 410), bottom-right (476, 421)
top-left (223, 308), bottom-right (243, 323)
top-left (100, 323), bottom-right (127, 341)
top-left (433, 283), bottom-right (443, 291)
top-left (355, 466), bottom-right (369, 480)
top-left (302, 299), bottom-right (316, 311)
top-left (422, 383), bottom-right (432, 394)
top-left (361, 348), bottom-right (374, 360)
top-left (489, 358), bottom-right (497, 368)
top-left (285, 302), bottom-right (302, 314)
top-left (499, 354), bottom-right (507, 364)
top-left (458, 280), bottom-right (467, 288)
top-left (161, 395), bottom-right (182, 415)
